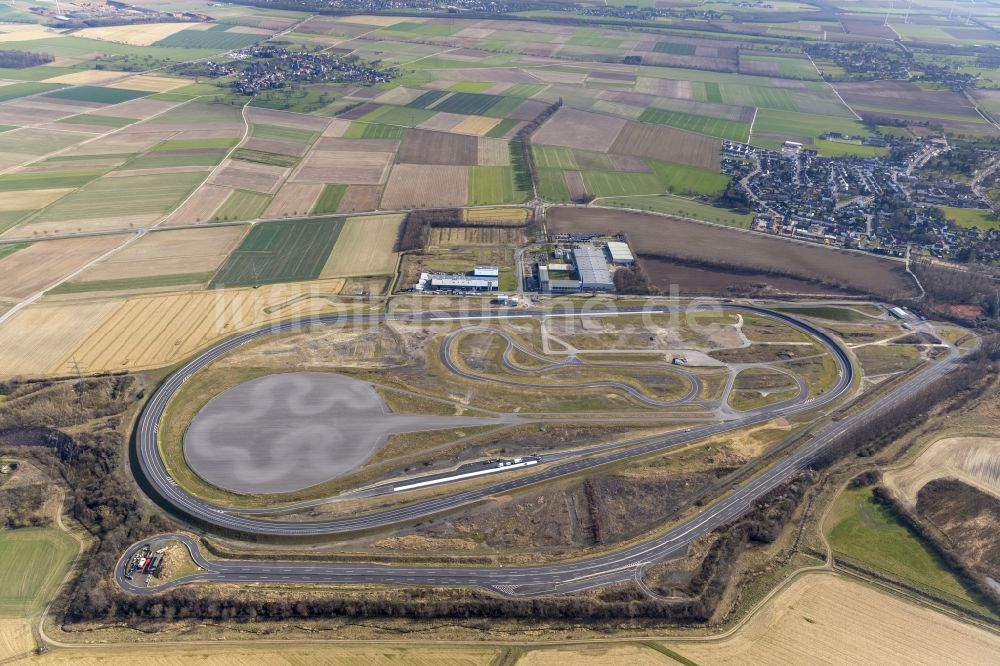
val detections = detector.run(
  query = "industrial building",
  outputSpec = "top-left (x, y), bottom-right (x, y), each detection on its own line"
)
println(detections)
top-left (534, 244), bottom-right (621, 293)
top-left (606, 241), bottom-right (635, 265)
top-left (573, 245), bottom-right (615, 291)
top-left (416, 272), bottom-right (498, 292)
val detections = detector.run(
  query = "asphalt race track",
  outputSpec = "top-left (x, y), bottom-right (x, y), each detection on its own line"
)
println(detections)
top-left (119, 304), bottom-right (964, 596)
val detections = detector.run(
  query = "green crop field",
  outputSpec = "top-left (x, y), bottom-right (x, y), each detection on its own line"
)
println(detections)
top-left (469, 166), bottom-right (523, 205)
top-left (601, 194), bottom-right (753, 228)
top-left (826, 486), bottom-right (986, 611)
top-left (213, 189), bottom-right (272, 221)
top-left (533, 145), bottom-right (578, 169)
top-left (537, 168), bottom-right (571, 202)
top-left (503, 84), bottom-right (545, 99)
top-left (568, 28), bottom-right (623, 49)
top-left (31, 172), bottom-right (205, 224)
top-left (0, 128), bottom-right (90, 157)
top-left (652, 41), bottom-right (696, 56)
top-left (156, 137), bottom-right (239, 151)
top-left (232, 148), bottom-right (299, 168)
top-left (814, 139), bottom-right (889, 158)
top-left (0, 81), bottom-right (63, 102)
top-left (486, 118), bottom-right (519, 138)
top-left (250, 123), bottom-right (319, 144)
top-left (639, 107), bottom-right (750, 141)
top-left (312, 184), bottom-right (347, 215)
top-left (358, 104), bottom-right (435, 127)
top-left (381, 21), bottom-right (461, 37)
top-left (406, 90), bottom-right (448, 108)
top-left (448, 81), bottom-right (495, 93)
top-left (123, 152), bottom-right (226, 170)
top-left (650, 161), bottom-right (729, 196)
top-left (0, 169), bottom-right (106, 192)
top-left (432, 92), bottom-right (505, 116)
top-left (44, 85), bottom-right (149, 104)
top-left (752, 108), bottom-right (868, 140)
top-left (58, 114), bottom-right (135, 129)
top-left (941, 206), bottom-right (1000, 231)
top-left (0, 241), bottom-right (30, 261)
top-left (50, 272), bottom-right (215, 294)
top-left (584, 170), bottom-right (664, 197)
top-left (0, 528), bottom-right (78, 617)
top-left (211, 216), bottom-right (345, 287)
top-left (344, 121), bottom-right (408, 139)
top-left (155, 28), bottom-right (264, 49)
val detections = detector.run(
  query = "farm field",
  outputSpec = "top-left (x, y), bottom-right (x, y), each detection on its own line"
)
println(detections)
top-left (0, 528), bottom-right (78, 617)
top-left (600, 195), bottom-right (754, 228)
top-left (825, 486), bottom-right (983, 609)
top-left (320, 213), bottom-right (403, 278)
top-left (70, 226), bottom-right (247, 284)
top-left (885, 436), bottom-right (1000, 506)
top-left (0, 234), bottom-right (128, 299)
top-left (665, 574), bottom-right (1000, 665)
top-left (211, 216), bottom-right (345, 286)
top-left (50, 283), bottom-right (352, 374)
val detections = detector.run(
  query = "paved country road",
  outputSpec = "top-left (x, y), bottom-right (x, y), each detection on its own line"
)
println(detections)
top-left (118, 304), bottom-right (964, 596)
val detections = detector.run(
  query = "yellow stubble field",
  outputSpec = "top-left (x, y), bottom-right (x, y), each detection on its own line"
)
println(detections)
top-left (74, 23), bottom-right (194, 46)
top-left (50, 282), bottom-right (351, 374)
top-left (320, 213), bottom-right (403, 279)
top-left (663, 574), bottom-right (1000, 665)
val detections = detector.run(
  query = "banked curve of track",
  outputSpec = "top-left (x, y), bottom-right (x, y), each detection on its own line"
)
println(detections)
top-left (115, 305), bottom-right (958, 596)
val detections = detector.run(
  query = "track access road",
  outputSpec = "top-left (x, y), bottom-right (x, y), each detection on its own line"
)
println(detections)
top-left (119, 304), bottom-right (962, 596)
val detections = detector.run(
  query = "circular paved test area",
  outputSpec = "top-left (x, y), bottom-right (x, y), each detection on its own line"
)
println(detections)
top-left (184, 372), bottom-right (509, 494)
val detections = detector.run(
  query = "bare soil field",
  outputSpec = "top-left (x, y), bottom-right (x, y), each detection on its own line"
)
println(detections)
top-left (243, 137), bottom-right (311, 157)
top-left (0, 299), bottom-right (121, 377)
top-left (635, 77), bottom-right (694, 99)
top-left (564, 170), bottom-right (587, 200)
top-left (397, 129), bottom-right (479, 165)
top-left (313, 137), bottom-right (400, 153)
top-left (0, 235), bottom-right (128, 299)
top-left (418, 112), bottom-right (465, 132)
top-left (54, 283), bottom-right (351, 373)
top-left (665, 574), bottom-right (1000, 665)
top-left (79, 226), bottom-right (247, 282)
top-left (263, 182), bottom-right (324, 218)
top-left (320, 213), bottom-right (403, 278)
top-left (336, 185), bottom-right (381, 213)
top-left (885, 436), bottom-right (1000, 507)
top-left (430, 226), bottom-right (526, 247)
top-left (211, 159), bottom-right (288, 194)
top-left (295, 150), bottom-right (393, 185)
top-left (67, 129), bottom-right (175, 155)
top-left (163, 184), bottom-right (233, 225)
top-left (477, 137), bottom-right (510, 166)
top-left (610, 122), bottom-right (722, 170)
top-left (546, 208), bottom-right (916, 297)
top-left (380, 164), bottom-right (469, 209)
top-left (835, 80), bottom-right (976, 115)
top-left (533, 108), bottom-right (626, 152)
top-left (246, 107), bottom-right (330, 132)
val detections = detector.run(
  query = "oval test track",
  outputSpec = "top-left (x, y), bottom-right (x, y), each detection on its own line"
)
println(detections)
top-left (120, 305), bottom-right (961, 596)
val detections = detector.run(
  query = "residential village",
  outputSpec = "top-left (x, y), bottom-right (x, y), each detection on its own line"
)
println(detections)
top-left (722, 137), bottom-right (1000, 264)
